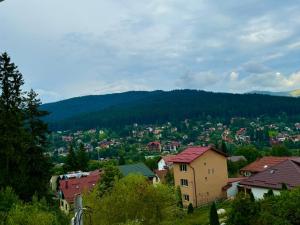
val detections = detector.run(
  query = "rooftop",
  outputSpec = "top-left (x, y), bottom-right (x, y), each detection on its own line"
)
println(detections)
top-left (118, 163), bottom-right (155, 178)
top-left (240, 159), bottom-right (300, 190)
top-left (170, 146), bottom-right (226, 163)
top-left (59, 170), bottom-right (101, 203)
top-left (240, 156), bottom-right (300, 173)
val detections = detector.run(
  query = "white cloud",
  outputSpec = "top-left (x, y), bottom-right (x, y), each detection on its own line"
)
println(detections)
top-left (229, 72), bottom-right (239, 81)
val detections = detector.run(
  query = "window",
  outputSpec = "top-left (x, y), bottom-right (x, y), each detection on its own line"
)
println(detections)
top-left (205, 177), bottom-right (208, 181)
top-left (212, 168), bottom-right (215, 174)
top-left (204, 162), bottom-right (207, 166)
top-left (183, 194), bottom-right (190, 201)
top-left (208, 169), bottom-right (211, 174)
top-left (180, 164), bottom-right (187, 172)
top-left (180, 179), bottom-right (188, 186)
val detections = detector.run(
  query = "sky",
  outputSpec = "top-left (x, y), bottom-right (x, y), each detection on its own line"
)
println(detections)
top-left (1, 0), bottom-right (300, 103)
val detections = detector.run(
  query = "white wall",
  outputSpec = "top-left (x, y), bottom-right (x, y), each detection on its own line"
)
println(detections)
top-left (227, 182), bottom-right (239, 198)
top-left (251, 187), bottom-right (281, 200)
top-left (158, 159), bottom-right (166, 170)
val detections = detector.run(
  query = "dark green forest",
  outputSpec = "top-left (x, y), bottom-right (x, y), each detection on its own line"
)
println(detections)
top-left (44, 90), bottom-right (300, 131)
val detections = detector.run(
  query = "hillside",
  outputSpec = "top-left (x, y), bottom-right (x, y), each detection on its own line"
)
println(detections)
top-left (43, 90), bottom-right (300, 131)
top-left (249, 89), bottom-right (300, 97)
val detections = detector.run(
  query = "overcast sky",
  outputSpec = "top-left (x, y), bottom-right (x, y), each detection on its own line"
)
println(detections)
top-left (1, 0), bottom-right (300, 103)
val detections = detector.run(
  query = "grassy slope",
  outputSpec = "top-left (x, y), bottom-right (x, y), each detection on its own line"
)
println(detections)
top-left (171, 201), bottom-right (231, 225)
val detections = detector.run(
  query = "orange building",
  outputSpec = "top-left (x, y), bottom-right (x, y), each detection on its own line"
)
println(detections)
top-left (171, 146), bottom-right (228, 207)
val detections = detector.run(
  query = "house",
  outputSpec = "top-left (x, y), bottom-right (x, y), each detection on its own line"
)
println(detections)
top-left (227, 156), bottom-right (247, 163)
top-left (58, 170), bottom-right (101, 214)
top-left (147, 141), bottom-right (161, 152)
top-left (164, 141), bottom-right (180, 152)
top-left (171, 146), bottom-right (228, 207)
top-left (239, 159), bottom-right (300, 200)
top-left (157, 155), bottom-right (176, 170)
top-left (240, 156), bottom-right (299, 177)
top-left (118, 163), bottom-right (156, 181)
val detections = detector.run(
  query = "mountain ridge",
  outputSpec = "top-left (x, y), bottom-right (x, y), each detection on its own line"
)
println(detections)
top-left (41, 89), bottom-right (300, 131)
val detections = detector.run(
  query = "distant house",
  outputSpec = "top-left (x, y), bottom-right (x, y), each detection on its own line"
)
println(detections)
top-left (171, 146), bottom-right (228, 207)
top-left (240, 156), bottom-right (299, 177)
top-left (227, 156), bottom-right (247, 163)
top-left (164, 141), bottom-right (180, 152)
top-left (58, 170), bottom-right (101, 214)
top-left (157, 155), bottom-right (176, 170)
top-left (147, 142), bottom-right (161, 152)
top-left (239, 159), bottom-right (300, 200)
top-left (118, 163), bottom-right (156, 181)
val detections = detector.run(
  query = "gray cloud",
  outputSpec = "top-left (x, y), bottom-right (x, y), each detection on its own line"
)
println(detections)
top-left (1, 0), bottom-right (300, 102)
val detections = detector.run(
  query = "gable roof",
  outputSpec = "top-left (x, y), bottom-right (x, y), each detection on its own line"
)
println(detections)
top-left (240, 156), bottom-right (300, 173)
top-left (170, 146), bottom-right (227, 163)
top-left (118, 163), bottom-right (155, 178)
top-left (59, 170), bottom-right (100, 203)
top-left (240, 159), bottom-right (300, 190)
top-left (160, 155), bottom-right (176, 164)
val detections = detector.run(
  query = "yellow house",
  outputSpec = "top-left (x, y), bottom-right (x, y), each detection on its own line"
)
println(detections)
top-left (171, 146), bottom-right (228, 207)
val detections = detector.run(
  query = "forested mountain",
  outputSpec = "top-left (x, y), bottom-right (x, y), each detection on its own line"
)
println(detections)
top-left (248, 89), bottom-right (300, 97)
top-left (43, 90), bottom-right (300, 131)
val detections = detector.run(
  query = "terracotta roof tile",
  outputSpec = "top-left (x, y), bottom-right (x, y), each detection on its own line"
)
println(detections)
top-left (240, 156), bottom-right (300, 173)
top-left (170, 146), bottom-right (226, 163)
top-left (240, 159), bottom-right (300, 190)
top-left (60, 170), bottom-right (101, 203)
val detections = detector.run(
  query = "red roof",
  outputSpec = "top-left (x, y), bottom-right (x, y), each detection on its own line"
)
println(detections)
top-left (228, 177), bottom-right (246, 183)
top-left (148, 141), bottom-right (161, 146)
top-left (170, 146), bottom-right (226, 163)
top-left (240, 156), bottom-right (300, 173)
top-left (161, 155), bottom-right (176, 164)
top-left (240, 159), bottom-right (300, 190)
top-left (59, 170), bottom-right (101, 203)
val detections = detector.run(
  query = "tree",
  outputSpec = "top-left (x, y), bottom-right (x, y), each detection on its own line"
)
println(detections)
top-left (77, 143), bottom-right (89, 171)
top-left (175, 186), bottom-right (183, 208)
top-left (220, 141), bottom-right (228, 155)
top-left (187, 203), bottom-right (194, 214)
top-left (5, 197), bottom-right (68, 225)
top-left (0, 53), bottom-right (51, 201)
top-left (270, 145), bottom-right (291, 157)
top-left (84, 175), bottom-right (177, 225)
top-left (0, 53), bottom-right (31, 200)
top-left (227, 194), bottom-right (259, 225)
top-left (281, 183), bottom-right (288, 190)
top-left (209, 202), bottom-right (220, 225)
top-left (165, 169), bottom-right (174, 186)
top-left (249, 191), bottom-right (255, 202)
top-left (264, 189), bottom-right (274, 198)
top-left (235, 145), bottom-right (261, 163)
top-left (119, 155), bottom-right (126, 165)
top-left (98, 164), bottom-right (122, 197)
top-left (64, 144), bottom-right (78, 172)
top-left (23, 89), bottom-right (52, 199)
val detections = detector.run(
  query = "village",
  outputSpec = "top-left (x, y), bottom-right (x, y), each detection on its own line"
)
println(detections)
top-left (47, 116), bottom-right (300, 224)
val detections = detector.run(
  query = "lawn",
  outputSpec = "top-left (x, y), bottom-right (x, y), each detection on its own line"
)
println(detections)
top-left (170, 200), bottom-right (231, 225)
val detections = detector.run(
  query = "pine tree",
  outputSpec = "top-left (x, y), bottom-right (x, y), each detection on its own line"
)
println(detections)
top-left (187, 203), bottom-right (194, 214)
top-left (264, 189), bottom-right (274, 198)
top-left (209, 202), bottom-right (220, 225)
top-left (175, 186), bottom-right (183, 208)
top-left (221, 140), bottom-right (228, 154)
top-left (281, 183), bottom-right (288, 190)
top-left (249, 190), bottom-right (255, 202)
top-left (0, 52), bottom-right (27, 199)
top-left (77, 143), bottom-right (89, 171)
top-left (23, 89), bottom-right (52, 199)
top-left (64, 144), bottom-right (78, 172)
